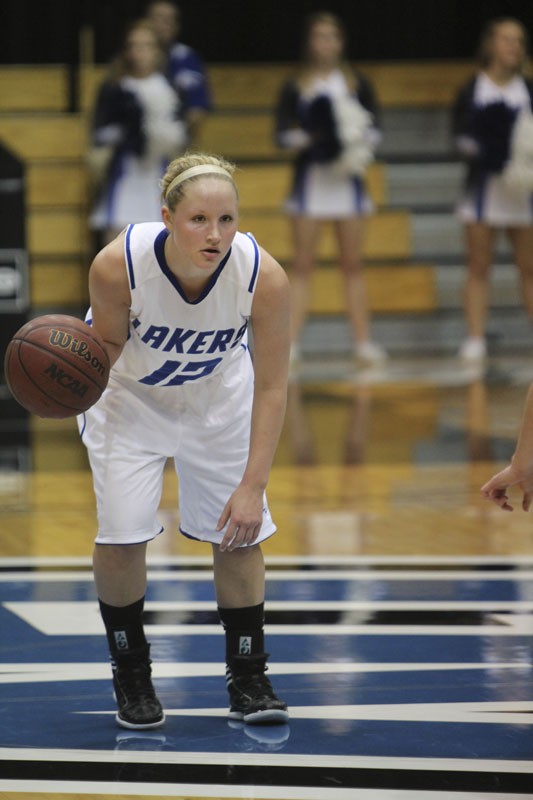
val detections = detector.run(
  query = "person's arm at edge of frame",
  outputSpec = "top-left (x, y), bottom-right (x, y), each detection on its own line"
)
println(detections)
top-left (481, 383), bottom-right (533, 511)
top-left (88, 233), bottom-right (131, 367)
top-left (217, 248), bottom-right (291, 551)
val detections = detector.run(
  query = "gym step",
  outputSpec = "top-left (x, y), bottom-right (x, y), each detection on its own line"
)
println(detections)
top-left (411, 213), bottom-right (513, 260)
top-left (378, 108), bottom-right (454, 159)
top-left (299, 307), bottom-right (532, 357)
top-left (0, 113), bottom-right (86, 159)
top-left (386, 162), bottom-right (463, 208)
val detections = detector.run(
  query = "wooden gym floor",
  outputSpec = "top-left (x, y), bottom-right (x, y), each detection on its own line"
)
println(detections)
top-left (0, 354), bottom-right (533, 800)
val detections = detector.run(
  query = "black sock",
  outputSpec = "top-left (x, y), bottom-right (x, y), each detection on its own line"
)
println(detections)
top-left (99, 597), bottom-right (147, 656)
top-left (218, 602), bottom-right (265, 662)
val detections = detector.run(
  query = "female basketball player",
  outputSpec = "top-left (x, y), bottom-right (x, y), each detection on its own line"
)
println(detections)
top-left (88, 19), bottom-right (187, 244)
top-left (274, 11), bottom-right (386, 368)
top-left (452, 17), bottom-right (533, 362)
top-left (79, 152), bottom-right (290, 730)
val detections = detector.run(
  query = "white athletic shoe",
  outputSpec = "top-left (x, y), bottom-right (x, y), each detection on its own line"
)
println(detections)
top-left (458, 337), bottom-right (486, 362)
top-left (355, 341), bottom-right (388, 366)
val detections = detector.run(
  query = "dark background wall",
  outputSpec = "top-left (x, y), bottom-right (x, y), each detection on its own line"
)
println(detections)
top-left (1, 0), bottom-right (533, 64)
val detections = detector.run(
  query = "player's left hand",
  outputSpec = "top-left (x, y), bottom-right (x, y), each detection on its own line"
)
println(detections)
top-left (217, 484), bottom-right (264, 551)
top-left (481, 463), bottom-right (533, 512)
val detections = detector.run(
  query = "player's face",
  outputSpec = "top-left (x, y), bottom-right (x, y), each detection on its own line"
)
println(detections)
top-left (163, 178), bottom-right (239, 272)
top-left (147, 2), bottom-right (180, 47)
top-left (307, 22), bottom-right (344, 67)
top-left (125, 29), bottom-right (161, 77)
top-left (489, 22), bottom-right (526, 72)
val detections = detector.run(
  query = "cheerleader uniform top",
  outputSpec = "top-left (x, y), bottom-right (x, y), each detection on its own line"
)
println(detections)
top-left (275, 69), bottom-right (381, 218)
top-left (452, 72), bottom-right (533, 225)
top-left (89, 73), bottom-right (187, 230)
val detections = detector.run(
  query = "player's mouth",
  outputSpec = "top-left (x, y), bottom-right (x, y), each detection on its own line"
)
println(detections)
top-left (201, 247), bottom-right (220, 258)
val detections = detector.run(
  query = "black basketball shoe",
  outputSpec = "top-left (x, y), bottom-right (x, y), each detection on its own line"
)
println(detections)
top-left (112, 645), bottom-right (165, 730)
top-left (226, 653), bottom-right (289, 725)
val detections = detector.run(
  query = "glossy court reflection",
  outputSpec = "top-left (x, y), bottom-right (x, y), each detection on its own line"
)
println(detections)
top-left (0, 356), bottom-right (532, 800)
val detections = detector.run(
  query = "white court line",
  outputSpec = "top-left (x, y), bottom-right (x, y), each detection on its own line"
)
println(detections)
top-left (1, 782), bottom-right (531, 800)
top-left (117, 600), bottom-right (533, 610)
top-left (140, 624), bottom-right (532, 636)
top-left (4, 601), bottom-right (533, 637)
top-left (1, 569), bottom-right (533, 582)
top-left (1, 747), bottom-right (532, 772)
top-left (81, 700), bottom-right (533, 725)
top-left (0, 661), bottom-right (528, 684)
top-left (7, 599), bottom-right (533, 612)
top-left (5, 622), bottom-right (533, 638)
top-left (2, 554), bottom-right (533, 567)
top-left (0, 781), bottom-right (531, 800)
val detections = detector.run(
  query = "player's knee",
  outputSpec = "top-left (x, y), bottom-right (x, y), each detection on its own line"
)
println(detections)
top-left (214, 541), bottom-right (261, 560)
top-left (94, 542), bottom-right (146, 570)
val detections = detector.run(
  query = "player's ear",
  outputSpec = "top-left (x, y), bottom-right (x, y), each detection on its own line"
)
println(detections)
top-left (161, 205), bottom-right (173, 230)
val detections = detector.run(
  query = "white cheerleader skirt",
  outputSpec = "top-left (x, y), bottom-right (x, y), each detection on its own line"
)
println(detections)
top-left (90, 154), bottom-right (166, 231)
top-left (285, 162), bottom-right (373, 219)
top-left (456, 172), bottom-right (533, 227)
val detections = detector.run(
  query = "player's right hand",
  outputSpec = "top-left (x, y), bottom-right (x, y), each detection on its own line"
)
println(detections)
top-left (481, 463), bottom-right (533, 512)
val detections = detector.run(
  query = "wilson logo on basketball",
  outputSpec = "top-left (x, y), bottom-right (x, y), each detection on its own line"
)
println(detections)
top-left (48, 330), bottom-right (107, 376)
top-left (43, 362), bottom-right (89, 398)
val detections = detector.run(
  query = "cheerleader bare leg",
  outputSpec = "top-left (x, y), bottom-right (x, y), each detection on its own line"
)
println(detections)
top-left (288, 215), bottom-right (322, 360)
top-left (460, 222), bottom-right (497, 360)
top-left (507, 226), bottom-right (533, 322)
top-left (335, 217), bottom-right (387, 365)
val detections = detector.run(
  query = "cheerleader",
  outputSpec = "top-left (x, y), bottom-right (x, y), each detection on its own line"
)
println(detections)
top-left (145, 1), bottom-right (212, 143)
top-left (452, 17), bottom-right (533, 362)
top-left (274, 11), bottom-right (387, 368)
top-left (88, 19), bottom-right (188, 244)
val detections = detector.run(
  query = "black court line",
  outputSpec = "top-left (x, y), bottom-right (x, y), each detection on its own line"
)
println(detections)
top-left (0, 562), bottom-right (530, 574)
top-left (142, 610), bottom-right (522, 626)
top-left (1, 760), bottom-right (532, 793)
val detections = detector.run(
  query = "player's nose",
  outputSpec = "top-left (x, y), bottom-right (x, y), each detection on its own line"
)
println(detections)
top-left (206, 227), bottom-right (221, 243)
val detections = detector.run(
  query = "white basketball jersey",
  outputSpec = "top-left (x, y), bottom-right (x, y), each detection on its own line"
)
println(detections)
top-left (111, 222), bottom-right (261, 390)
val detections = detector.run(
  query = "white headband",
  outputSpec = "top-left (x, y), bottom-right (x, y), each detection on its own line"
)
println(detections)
top-left (165, 164), bottom-right (233, 198)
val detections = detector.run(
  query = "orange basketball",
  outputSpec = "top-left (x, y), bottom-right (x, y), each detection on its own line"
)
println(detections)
top-left (3, 314), bottom-right (110, 418)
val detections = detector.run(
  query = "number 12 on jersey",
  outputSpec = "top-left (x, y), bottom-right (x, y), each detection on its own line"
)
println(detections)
top-left (139, 357), bottom-right (223, 386)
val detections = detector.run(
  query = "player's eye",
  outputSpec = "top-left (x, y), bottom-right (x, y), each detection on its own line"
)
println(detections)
top-left (221, 215), bottom-right (234, 223)
top-left (192, 215), bottom-right (205, 223)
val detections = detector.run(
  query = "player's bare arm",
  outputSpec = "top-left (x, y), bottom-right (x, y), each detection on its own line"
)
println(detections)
top-left (88, 234), bottom-right (132, 366)
top-left (245, 248), bottom-right (291, 489)
top-left (217, 249), bottom-right (290, 551)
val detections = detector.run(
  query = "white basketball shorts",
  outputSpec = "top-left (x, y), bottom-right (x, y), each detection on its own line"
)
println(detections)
top-left (78, 347), bottom-right (276, 546)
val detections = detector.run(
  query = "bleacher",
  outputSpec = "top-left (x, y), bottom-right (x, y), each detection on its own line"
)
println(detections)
top-left (0, 59), bottom-right (529, 359)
